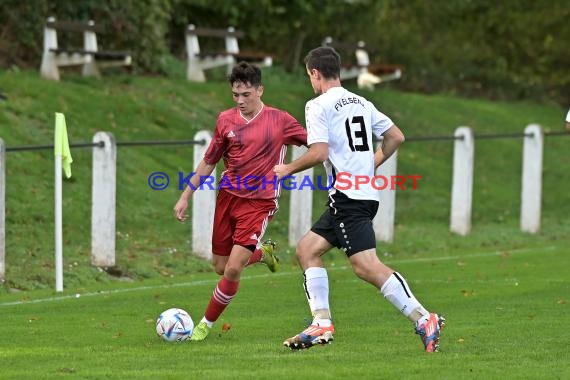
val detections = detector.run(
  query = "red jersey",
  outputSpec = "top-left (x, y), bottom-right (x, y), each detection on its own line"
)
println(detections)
top-left (203, 105), bottom-right (307, 200)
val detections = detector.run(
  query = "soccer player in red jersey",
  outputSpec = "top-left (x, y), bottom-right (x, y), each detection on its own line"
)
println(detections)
top-left (173, 62), bottom-right (307, 341)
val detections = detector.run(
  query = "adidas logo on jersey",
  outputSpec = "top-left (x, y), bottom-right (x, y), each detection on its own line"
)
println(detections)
top-left (227, 131), bottom-right (236, 138)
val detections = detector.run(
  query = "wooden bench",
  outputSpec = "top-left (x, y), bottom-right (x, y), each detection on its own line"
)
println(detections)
top-left (40, 17), bottom-right (132, 81)
top-left (186, 24), bottom-right (273, 82)
top-left (322, 37), bottom-right (402, 90)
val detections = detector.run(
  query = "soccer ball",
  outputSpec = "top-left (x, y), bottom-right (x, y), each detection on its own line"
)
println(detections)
top-left (156, 308), bottom-right (194, 342)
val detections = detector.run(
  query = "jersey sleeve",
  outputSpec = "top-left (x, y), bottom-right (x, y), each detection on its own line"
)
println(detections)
top-left (203, 117), bottom-right (225, 165)
top-left (306, 100), bottom-right (329, 145)
top-left (369, 101), bottom-right (394, 138)
top-left (282, 112), bottom-right (308, 146)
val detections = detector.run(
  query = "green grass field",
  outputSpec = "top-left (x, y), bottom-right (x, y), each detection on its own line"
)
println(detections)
top-left (1, 243), bottom-right (568, 379)
top-left (1, 68), bottom-right (568, 291)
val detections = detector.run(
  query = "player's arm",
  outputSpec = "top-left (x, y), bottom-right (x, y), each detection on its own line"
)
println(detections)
top-left (282, 113), bottom-right (309, 147)
top-left (374, 145), bottom-right (385, 169)
top-left (173, 160), bottom-right (216, 222)
top-left (174, 116), bottom-right (225, 221)
top-left (275, 100), bottom-right (326, 178)
top-left (375, 124), bottom-right (405, 168)
top-left (274, 142), bottom-right (328, 180)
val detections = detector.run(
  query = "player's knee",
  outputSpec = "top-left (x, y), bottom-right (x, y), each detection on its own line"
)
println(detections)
top-left (296, 241), bottom-right (326, 268)
top-left (214, 265), bottom-right (225, 276)
top-left (212, 260), bottom-right (226, 275)
top-left (223, 264), bottom-right (242, 280)
top-left (352, 262), bottom-right (368, 280)
top-left (351, 259), bottom-right (378, 283)
top-left (294, 245), bottom-right (304, 259)
top-left (295, 244), bottom-right (313, 265)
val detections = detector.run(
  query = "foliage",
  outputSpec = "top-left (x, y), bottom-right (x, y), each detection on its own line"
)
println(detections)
top-left (1, 0), bottom-right (568, 103)
top-left (0, 0), bottom-right (172, 72)
top-left (370, 0), bottom-right (570, 103)
top-left (167, 0), bottom-right (383, 71)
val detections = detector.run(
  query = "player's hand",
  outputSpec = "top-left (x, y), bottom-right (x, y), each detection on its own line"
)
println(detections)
top-left (273, 164), bottom-right (290, 181)
top-left (374, 149), bottom-right (385, 169)
top-left (173, 198), bottom-right (189, 222)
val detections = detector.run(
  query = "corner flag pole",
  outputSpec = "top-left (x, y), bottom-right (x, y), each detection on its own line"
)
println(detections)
top-left (54, 113), bottom-right (73, 292)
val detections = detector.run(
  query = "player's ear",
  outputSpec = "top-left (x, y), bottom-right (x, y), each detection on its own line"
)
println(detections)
top-left (257, 85), bottom-right (264, 96)
top-left (310, 68), bottom-right (321, 79)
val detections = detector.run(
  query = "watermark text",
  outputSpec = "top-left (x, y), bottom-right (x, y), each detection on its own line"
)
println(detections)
top-left (147, 172), bottom-right (422, 191)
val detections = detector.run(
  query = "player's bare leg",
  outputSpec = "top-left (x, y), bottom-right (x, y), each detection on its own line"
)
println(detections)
top-left (284, 232), bottom-right (335, 350)
top-left (192, 246), bottom-right (251, 342)
top-left (350, 250), bottom-right (445, 352)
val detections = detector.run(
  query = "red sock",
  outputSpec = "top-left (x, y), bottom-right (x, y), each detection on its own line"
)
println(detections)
top-left (204, 277), bottom-right (240, 322)
top-left (246, 248), bottom-right (263, 266)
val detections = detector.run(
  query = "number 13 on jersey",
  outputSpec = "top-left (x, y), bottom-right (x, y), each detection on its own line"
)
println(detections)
top-left (345, 116), bottom-right (370, 152)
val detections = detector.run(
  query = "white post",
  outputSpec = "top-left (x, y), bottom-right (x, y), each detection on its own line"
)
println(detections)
top-left (91, 132), bottom-right (116, 267)
top-left (224, 27), bottom-right (239, 75)
top-left (288, 145), bottom-right (313, 246)
top-left (355, 41), bottom-right (370, 75)
top-left (225, 27), bottom-right (240, 54)
top-left (374, 150), bottom-right (398, 243)
top-left (82, 20), bottom-right (99, 77)
top-left (520, 124), bottom-right (543, 233)
top-left (191, 131), bottom-right (215, 260)
top-left (54, 156), bottom-right (63, 292)
top-left (186, 25), bottom-right (206, 82)
top-left (40, 17), bottom-right (60, 81)
top-left (450, 127), bottom-right (474, 235)
top-left (0, 138), bottom-right (5, 282)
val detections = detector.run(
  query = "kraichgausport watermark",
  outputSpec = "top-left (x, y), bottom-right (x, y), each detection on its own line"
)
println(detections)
top-left (147, 172), bottom-right (422, 191)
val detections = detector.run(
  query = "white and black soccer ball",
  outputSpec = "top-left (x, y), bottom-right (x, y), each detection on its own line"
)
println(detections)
top-left (156, 308), bottom-right (194, 342)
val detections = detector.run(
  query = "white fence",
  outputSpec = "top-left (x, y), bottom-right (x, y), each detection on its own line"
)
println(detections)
top-left (0, 125), bottom-right (547, 281)
top-left (91, 132), bottom-right (117, 266)
top-left (450, 127), bottom-right (474, 235)
top-left (0, 138), bottom-right (5, 282)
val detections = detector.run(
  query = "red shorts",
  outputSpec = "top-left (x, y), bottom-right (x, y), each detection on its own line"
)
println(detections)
top-left (212, 189), bottom-right (278, 256)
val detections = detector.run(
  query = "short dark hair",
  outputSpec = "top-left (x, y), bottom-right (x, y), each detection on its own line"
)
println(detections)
top-left (228, 62), bottom-right (262, 87)
top-left (304, 47), bottom-right (341, 80)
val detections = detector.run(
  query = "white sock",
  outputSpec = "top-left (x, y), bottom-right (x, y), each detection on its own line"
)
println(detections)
top-left (313, 318), bottom-right (332, 327)
top-left (416, 314), bottom-right (430, 327)
top-left (303, 267), bottom-right (331, 319)
top-left (380, 272), bottom-right (428, 323)
top-left (200, 317), bottom-right (214, 328)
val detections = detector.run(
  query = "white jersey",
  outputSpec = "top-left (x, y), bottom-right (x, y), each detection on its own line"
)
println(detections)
top-left (306, 87), bottom-right (394, 201)
top-left (566, 109), bottom-right (570, 122)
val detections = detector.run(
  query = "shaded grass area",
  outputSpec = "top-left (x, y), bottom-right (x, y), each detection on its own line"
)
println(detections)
top-left (0, 68), bottom-right (569, 293)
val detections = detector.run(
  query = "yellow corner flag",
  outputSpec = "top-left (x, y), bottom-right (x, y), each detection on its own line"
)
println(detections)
top-left (54, 112), bottom-right (73, 178)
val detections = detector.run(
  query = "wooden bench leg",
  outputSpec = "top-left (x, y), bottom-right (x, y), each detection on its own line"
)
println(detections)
top-left (225, 56), bottom-right (236, 77)
top-left (40, 52), bottom-right (60, 81)
top-left (82, 26), bottom-right (101, 78)
top-left (40, 20), bottom-right (60, 81)
top-left (82, 58), bottom-right (101, 78)
top-left (187, 57), bottom-right (206, 82)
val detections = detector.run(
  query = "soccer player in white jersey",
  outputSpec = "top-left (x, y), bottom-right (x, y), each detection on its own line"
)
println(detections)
top-left (565, 109), bottom-right (570, 131)
top-left (274, 46), bottom-right (445, 352)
